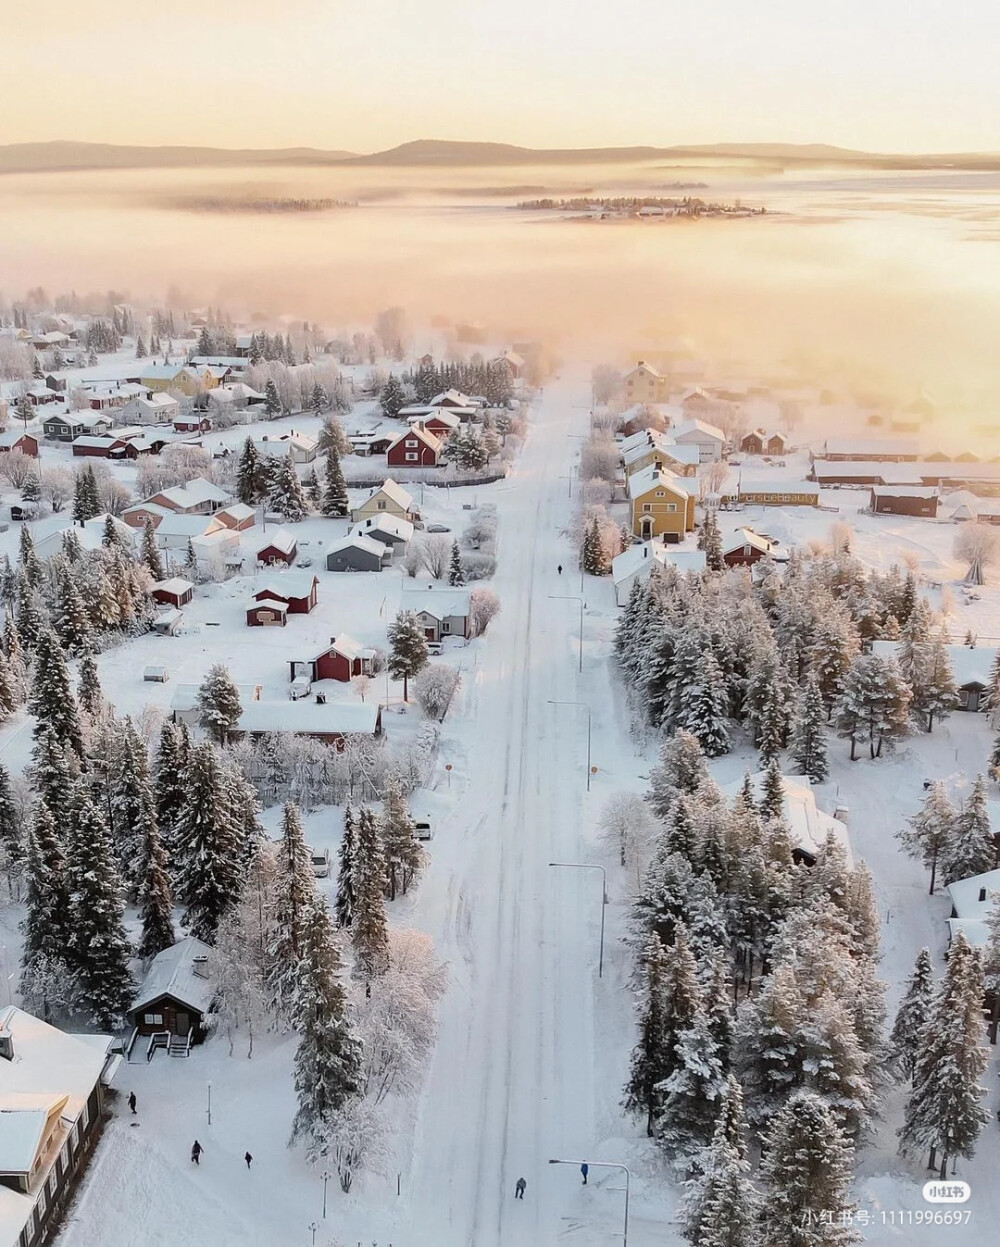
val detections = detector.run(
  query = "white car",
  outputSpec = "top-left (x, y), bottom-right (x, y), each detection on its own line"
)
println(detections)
top-left (310, 848), bottom-right (331, 878)
top-left (414, 821), bottom-right (433, 842)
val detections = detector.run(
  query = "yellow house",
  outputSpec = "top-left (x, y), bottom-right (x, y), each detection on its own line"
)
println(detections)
top-left (623, 361), bottom-right (670, 405)
top-left (628, 464), bottom-right (696, 541)
top-left (141, 365), bottom-right (222, 395)
top-left (350, 477), bottom-right (417, 524)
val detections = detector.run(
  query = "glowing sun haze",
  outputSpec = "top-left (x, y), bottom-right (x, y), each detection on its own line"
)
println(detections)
top-left (4, 0), bottom-right (997, 153)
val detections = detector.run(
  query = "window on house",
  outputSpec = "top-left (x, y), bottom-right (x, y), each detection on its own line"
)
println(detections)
top-left (405, 453), bottom-right (418, 461)
top-left (667, 503), bottom-right (677, 512)
top-left (376, 501), bottom-right (386, 509)
top-left (144, 1013), bottom-right (163, 1025)
top-left (642, 503), bottom-right (652, 512)
top-left (655, 490), bottom-right (664, 497)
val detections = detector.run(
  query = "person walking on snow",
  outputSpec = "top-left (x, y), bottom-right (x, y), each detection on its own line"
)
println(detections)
top-left (515, 1177), bottom-right (526, 1199)
top-left (127, 1092), bottom-right (136, 1115)
top-left (557, 564), bottom-right (562, 575)
top-left (580, 1163), bottom-right (588, 1185)
top-left (245, 1152), bottom-right (253, 1169)
top-left (191, 1140), bottom-right (203, 1165)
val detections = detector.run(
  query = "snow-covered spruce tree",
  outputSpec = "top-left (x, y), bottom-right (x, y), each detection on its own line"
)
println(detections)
top-left (335, 805), bottom-right (357, 928)
top-left (109, 717), bottom-right (158, 901)
top-left (646, 730), bottom-right (710, 822)
top-left (268, 800), bottom-right (318, 1021)
top-left (889, 948), bottom-right (935, 1081)
top-left (681, 1075), bottom-right (761, 1247)
top-left (19, 802), bottom-right (69, 1006)
top-left (981, 895), bottom-right (1000, 1043)
top-left (140, 515), bottom-right (165, 581)
top-left (28, 627), bottom-right (84, 759)
top-left (897, 780), bottom-right (956, 895)
top-left (898, 931), bottom-right (989, 1177)
top-left (30, 722), bottom-right (75, 814)
top-left (196, 662), bottom-right (243, 745)
top-left (792, 672), bottom-right (829, 783)
top-left (734, 961), bottom-right (806, 1129)
top-left (743, 643), bottom-right (792, 764)
top-left (379, 374), bottom-right (405, 419)
top-left (304, 466), bottom-right (321, 509)
top-left (263, 378), bottom-right (282, 418)
top-left (387, 610), bottom-right (428, 702)
top-left (350, 805), bottom-right (391, 984)
top-left (623, 929), bottom-right (673, 1137)
top-left (321, 447), bottom-right (350, 518)
top-left (16, 573), bottom-right (46, 652)
top-left (380, 772), bottom-right (423, 901)
top-left (72, 464), bottom-right (102, 524)
top-left (317, 414), bottom-right (351, 457)
top-left (289, 902), bottom-right (363, 1163)
top-left (236, 437), bottom-right (266, 506)
top-left (581, 516), bottom-right (606, 576)
top-left (76, 649), bottom-right (103, 720)
top-left (448, 540), bottom-right (465, 587)
top-left (268, 455), bottom-right (308, 523)
top-left (310, 381), bottom-right (329, 415)
top-left (154, 719), bottom-right (189, 862)
top-left (677, 650), bottom-right (731, 758)
top-left (699, 509), bottom-right (724, 573)
top-left (63, 784), bottom-right (134, 1029)
top-left (644, 622), bottom-right (678, 731)
top-left (912, 629), bottom-right (958, 732)
top-left (0, 760), bottom-right (19, 867)
top-left (614, 579), bottom-right (645, 671)
top-left (835, 652), bottom-right (912, 760)
top-left (656, 966), bottom-right (727, 1155)
top-left (942, 774), bottom-right (995, 885)
top-left (174, 741), bottom-right (242, 942)
top-left (758, 757), bottom-right (785, 823)
top-left (759, 1091), bottom-right (858, 1247)
top-left (18, 527), bottom-right (42, 588)
top-left (137, 818), bottom-right (175, 961)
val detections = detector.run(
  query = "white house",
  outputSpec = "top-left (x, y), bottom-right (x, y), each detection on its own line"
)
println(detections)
top-left (722, 772), bottom-right (852, 867)
top-left (401, 587), bottom-right (471, 642)
top-left (671, 417), bottom-right (727, 463)
top-left (121, 393), bottom-right (179, 426)
top-left (254, 432), bottom-right (318, 464)
top-left (611, 542), bottom-right (707, 606)
top-left (945, 868), bottom-right (1000, 947)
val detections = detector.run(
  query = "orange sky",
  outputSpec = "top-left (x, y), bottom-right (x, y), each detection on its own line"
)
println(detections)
top-left (5, 0), bottom-right (999, 153)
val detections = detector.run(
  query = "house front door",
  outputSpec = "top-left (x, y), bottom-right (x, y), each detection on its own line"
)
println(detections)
top-left (640, 516), bottom-right (653, 540)
top-left (176, 1011), bottom-right (190, 1035)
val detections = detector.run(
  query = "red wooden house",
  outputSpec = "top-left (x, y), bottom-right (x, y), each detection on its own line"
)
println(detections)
top-left (290, 635), bottom-right (376, 685)
top-left (721, 528), bottom-right (775, 567)
top-left (386, 424), bottom-right (441, 468)
top-left (151, 577), bottom-right (194, 608)
top-left (252, 572), bottom-right (318, 615)
top-left (256, 527), bottom-right (298, 566)
top-left (0, 430), bottom-right (39, 458)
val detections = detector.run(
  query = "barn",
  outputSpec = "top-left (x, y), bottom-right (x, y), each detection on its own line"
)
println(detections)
top-left (870, 486), bottom-right (939, 518)
top-left (151, 577), bottom-right (194, 608)
top-left (253, 573), bottom-right (319, 614)
top-left (246, 597), bottom-right (289, 627)
top-left (0, 430), bottom-right (40, 458)
top-left (256, 527), bottom-right (298, 566)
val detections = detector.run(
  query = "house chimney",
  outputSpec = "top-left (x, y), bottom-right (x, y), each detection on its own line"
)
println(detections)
top-left (192, 955), bottom-right (210, 979)
top-left (980, 887), bottom-right (988, 903)
top-left (833, 804), bottom-right (849, 824)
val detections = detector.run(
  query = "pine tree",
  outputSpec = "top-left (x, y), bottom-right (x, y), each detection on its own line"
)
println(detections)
top-left (236, 437), bottom-right (266, 506)
top-left (109, 718), bottom-right (158, 900)
top-left (304, 467), bottom-right (321, 508)
top-left (310, 382), bottom-right (329, 415)
top-left (267, 456), bottom-right (308, 523)
top-left (681, 1075), bottom-right (761, 1247)
top-left (379, 773), bottom-right (423, 901)
top-left (335, 805), bottom-right (357, 928)
top-left (942, 774), bottom-right (995, 885)
top-left (379, 374), bottom-right (405, 418)
top-left (890, 948), bottom-right (935, 1082)
top-left (264, 378), bottom-right (282, 418)
top-left (18, 527), bottom-right (41, 588)
top-left (657, 971), bottom-right (727, 1153)
top-left (30, 722), bottom-right (75, 814)
top-left (21, 471), bottom-right (40, 513)
top-left (289, 901), bottom-right (363, 1161)
top-left (350, 806), bottom-right (390, 983)
top-left (72, 464), bottom-right (101, 523)
top-left (913, 629), bottom-right (958, 732)
top-left (135, 332), bottom-right (147, 358)
top-left (63, 784), bottom-right (134, 1029)
top-left (791, 673), bottom-right (828, 782)
top-left (28, 628), bottom-right (83, 759)
top-left (321, 447), bottom-right (350, 518)
top-left (268, 800), bottom-right (318, 1019)
top-left (743, 644), bottom-right (792, 764)
top-left (898, 780), bottom-right (956, 894)
top-left (646, 731), bottom-right (710, 821)
top-left (898, 932), bottom-right (989, 1177)
top-left (184, 538), bottom-right (197, 573)
top-left (19, 802), bottom-right (69, 1004)
top-left (581, 516), bottom-right (606, 575)
top-left (387, 610), bottom-right (428, 701)
top-left (53, 564), bottom-right (92, 656)
top-left (317, 414), bottom-right (351, 457)
top-left (136, 819), bottom-right (175, 960)
top-left (758, 757), bottom-right (785, 823)
top-left (677, 650), bottom-right (731, 758)
top-left (835, 652), bottom-right (912, 760)
top-left (623, 930), bottom-right (674, 1136)
top-left (174, 742), bottom-right (242, 942)
top-left (154, 720), bottom-right (188, 861)
top-left (698, 509), bottom-right (723, 573)
top-left (141, 515), bottom-right (165, 580)
top-left (196, 662), bottom-right (243, 745)
top-left (448, 540), bottom-right (465, 587)
top-left (760, 1092), bottom-right (858, 1247)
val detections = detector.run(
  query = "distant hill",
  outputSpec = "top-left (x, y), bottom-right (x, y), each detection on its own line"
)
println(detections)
top-left (0, 141), bottom-right (357, 174)
top-left (3, 138), bottom-right (1000, 175)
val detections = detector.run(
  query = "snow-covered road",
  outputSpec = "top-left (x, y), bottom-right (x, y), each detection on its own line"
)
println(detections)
top-left (406, 376), bottom-right (602, 1245)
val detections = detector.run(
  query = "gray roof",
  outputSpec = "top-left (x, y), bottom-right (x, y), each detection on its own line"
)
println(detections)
top-left (131, 937), bottom-right (216, 1015)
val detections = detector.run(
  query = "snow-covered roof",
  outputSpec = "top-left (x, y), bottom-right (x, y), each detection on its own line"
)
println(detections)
top-left (946, 868), bottom-right (1000, 946)
top-left (254, 572), bottom-right (318, 601)
top-left (72, 435), bottom-right (123, 450)
top-left (157, 477), bottom-right (231, 509)
top-left (429, 389), bottom-right (473, 407)
top-left (622, 429), bottom-right (675, 466)
top-left (387, 425), bottom-right (441, 453)
top-left (722, 528), bottom-right (774, 557)
top-left (363, 478), bottom-right (413, 510)
top-left (129, 393), bottom-right (178, 411)
top-left (401, 588), bottom-right (470, 620)
top-left (870, 485), bottom-right (939, 499)
top-left (255, 432), bottom-right (317, 455)
top-left (328, 533), bottom-right (386, 560)
top-left (170, 682), bottom-right (261, 714)
top-left (739, 478), bottom-right (820, 497)
top-left (249, 597), bottom-right (290, 614)
top-left (626, 361), bottom-right (663, 378)
top-left (0, 1099), bottom-right (61, 1173)
top-left (0, 429), bottom-right (36, 448)
top-left (822, 437), bottom-right (921, 458)
top-left (151, 513), bottom-right (221, 538)
top-left (331, 634), bottom-right (367, 661)
top-left (216, 502), bottom-right (256, 524)
top-left (352, 514), bottom-right (414, 542)
top-left (152, 577), bottom-right (194, 596)
top-left (236, 699), bottom-right (380, 736)
top-left (721, 772), bottom-right (852, 866)
top-left (673, 417), bottom-right (726, 443)
top-left (34, 526), bottom-right (105, 561)
top-left (407, 408), bottom-right (460, 430)
top-left (257, 526), bottom-right (297, 555)
top-left (871, 640), bottom-right (997, 690)
top-left (131, 937), bottom-right (216, 1016)
top-left (627, 463), bottom-right (688, 501)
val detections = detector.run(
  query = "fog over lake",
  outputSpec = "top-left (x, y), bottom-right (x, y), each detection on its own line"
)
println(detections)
top-left (3, 159), bottom-right (999, 405)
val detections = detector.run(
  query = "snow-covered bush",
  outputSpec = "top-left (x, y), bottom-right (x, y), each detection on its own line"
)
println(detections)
top-left (460, 551), bottom-right (496, 581)
top-left (469, 588), bottom-right (501, 637)
top-left (414, 665), bottom-right (461, 721)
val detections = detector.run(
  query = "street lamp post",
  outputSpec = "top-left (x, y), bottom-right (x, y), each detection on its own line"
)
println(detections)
top-left (548, 1158), bottom-right (630, 1246)
top-left (549, 861), bottom-right (607, 977)
top-left (548, 595), bottom-right (584, 672)
top-left (321, 1171), bottom-right (331, 1219)
top-left (548, 698), bottom-right (592, 790)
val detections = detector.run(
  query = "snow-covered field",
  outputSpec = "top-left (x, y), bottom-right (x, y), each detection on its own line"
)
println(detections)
top-left (2, 370), bottom-right (998, 1245)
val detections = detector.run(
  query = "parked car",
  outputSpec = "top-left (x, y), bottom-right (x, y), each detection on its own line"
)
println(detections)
top-left (426, 523), bottom-right (450, 533)
top-left (296, 556), bottom-right (313, 568)
top-left (310, 847), bottom-right (331, 877)
top-left (426, 640), bottom-right (443, 655)
top-left (290, 674), bottom-right (312, 700)
top-left (414, 821), bottom-right (433, 842)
